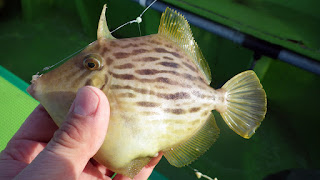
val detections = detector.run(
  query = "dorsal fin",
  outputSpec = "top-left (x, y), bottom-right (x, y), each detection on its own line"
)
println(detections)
top-left (97, 4), bottom-right (116, 40)
top-left (158, 8), bottom-right (212, 84)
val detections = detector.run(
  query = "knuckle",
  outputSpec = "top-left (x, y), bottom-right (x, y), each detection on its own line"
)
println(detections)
top-left (52, 117), bottom-right (86, 149)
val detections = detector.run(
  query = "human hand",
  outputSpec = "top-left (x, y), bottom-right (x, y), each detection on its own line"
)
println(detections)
top-left (0, 86), bottom-right (162, 180)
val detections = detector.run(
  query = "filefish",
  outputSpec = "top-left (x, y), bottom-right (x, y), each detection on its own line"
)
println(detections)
top-left (27, 5), bottom-right (267, 178)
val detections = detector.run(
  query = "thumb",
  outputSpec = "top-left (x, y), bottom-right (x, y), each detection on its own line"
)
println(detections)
top-left (15, 86), bottom-right (110, 180)
top-left (49, 86), bottom-right (110, 163)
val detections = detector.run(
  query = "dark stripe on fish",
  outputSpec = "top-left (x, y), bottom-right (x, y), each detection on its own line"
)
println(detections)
top-left (135, 69), bottom-right (198, 85)
top-left (71, 70), bottom-right (91, 87)
top-left (163, 56), bottom-right (174, 60)
top-left (198, 76), bottom-right (207, 84)
top-left (121, 43), bottom-right (139, 48)
top-left (165, 44), bottom-right (173, 49)
top-left (192, 90), bottom-right (211, 99)
top-left (154, 48), bottom-right (182, 58)
top-left (85, 79), bottom-right (93, 86)
top-left (132, 49), bottom-right (149, 55)
top-left (101, 47), bottom-right (110, 55)
top-left (110, 85), bottom-right (190, 100)
top-left (189, 107), bottom-right (201, 113)
top-left (133, 57), bottom-right (160, 62)
top-left (113, 52), bottom-right (130, 59)
top-left (113, 49), bottom-right (149, 59)
top-left (110, 41), bottom-right (120, 47)
top-left (201, 111), bottom-right (210, 117)
top-left (110, 71), bottom-right (188, 87)
top-left (135, 69), bottom-right (178, 76)
top-left (158, 62), bottom-right (179, 68)
top-left (106, 57), bottom-right (114, 65)
top-left (111, 73), bottom-right (135, 80)
top-left (155, 77), bottom-right (176, 85)
top-left (136, 101), bottom-right (160, 107)
top-left (111, 85), bottom-right (154, 95)
top-left (183, 73), bottom-right (197, 81)
top-left (165, 108), bottom-right (186, 115)
top-left (114, 63), bottom-right (135, 69)
top-left (182, 62), bottom-right (197, 72)
top-left (157, 92), bottom-right (190, 100)
top-left (64, 67), bottom-right (81, 81)
top-left (148, 39), bottom-right (163, 45)
top-left (117, 92), bottom-right (136, 98)
top-left (139, 42), bottom-right (147, 46)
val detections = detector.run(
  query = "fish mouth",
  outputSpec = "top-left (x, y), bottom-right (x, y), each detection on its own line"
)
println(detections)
top-left (27, 83), bottom-right (37, 99)
top-left (27, 74), bottom-right (41, 100)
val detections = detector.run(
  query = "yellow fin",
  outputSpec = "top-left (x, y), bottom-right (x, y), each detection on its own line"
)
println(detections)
top-left (114, 156), bottom-right (151, 178)
top-left (158, 8), bottom-right (211, 84)
top-left (220, 70), bottom-right (267, 139)
top-left (163, 113), bottom-right (219, 167)
top-left (97, 4), bottom-right (116, 40)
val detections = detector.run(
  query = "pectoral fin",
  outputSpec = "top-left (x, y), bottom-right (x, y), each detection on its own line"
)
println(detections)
top-left (163, 113), bottom-right (219, 167)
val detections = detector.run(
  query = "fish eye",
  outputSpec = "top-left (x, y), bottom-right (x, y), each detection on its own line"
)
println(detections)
top-left (83, 55), bottom-right (101, 70)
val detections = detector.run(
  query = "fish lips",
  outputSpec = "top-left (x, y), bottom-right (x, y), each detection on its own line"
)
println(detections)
top-left (27, 74), bottom-right (41, 100)
top-left (27, 83), bottom-right (38, 100)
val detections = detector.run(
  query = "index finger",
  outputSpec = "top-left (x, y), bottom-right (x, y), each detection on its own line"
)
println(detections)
top-left (12, 104), bottom-right (58, 143)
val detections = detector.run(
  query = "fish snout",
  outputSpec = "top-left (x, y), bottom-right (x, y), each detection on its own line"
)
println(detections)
top-left (27, 74), bottom-right (41, 99)
top-left (27, 83), bottom-right (37, 98)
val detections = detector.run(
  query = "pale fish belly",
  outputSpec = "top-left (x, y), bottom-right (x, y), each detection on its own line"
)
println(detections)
top-left (92, 34), bottom-right (219, 171)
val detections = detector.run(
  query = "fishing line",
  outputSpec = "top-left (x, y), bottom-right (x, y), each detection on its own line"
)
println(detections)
top-left (34, 1), bottom-right (158, 77)
top-left (187, 165), bottom-right (218, 180)
top-left (35, 45), bottom-right (88, 76)
top-left (110, 0), bottom-right (158, 36)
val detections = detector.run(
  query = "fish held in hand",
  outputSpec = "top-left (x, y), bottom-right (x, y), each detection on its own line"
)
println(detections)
top-left (27, 5), bottom-right (267, 178)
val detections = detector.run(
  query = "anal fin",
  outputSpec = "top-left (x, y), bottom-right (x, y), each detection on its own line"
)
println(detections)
top-left (163, 113), bottom-right (219, 167)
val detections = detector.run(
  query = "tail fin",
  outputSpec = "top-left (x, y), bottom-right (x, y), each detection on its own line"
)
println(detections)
top-left (218, 70), bottom-right (267, 139)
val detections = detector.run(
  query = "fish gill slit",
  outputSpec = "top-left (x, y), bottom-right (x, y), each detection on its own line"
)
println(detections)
top-left (99, 74), bottom-right (109, 91)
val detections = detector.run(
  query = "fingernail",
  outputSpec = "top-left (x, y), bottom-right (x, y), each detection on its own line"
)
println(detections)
top-left (74, 87), bottom-right (99, 116)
